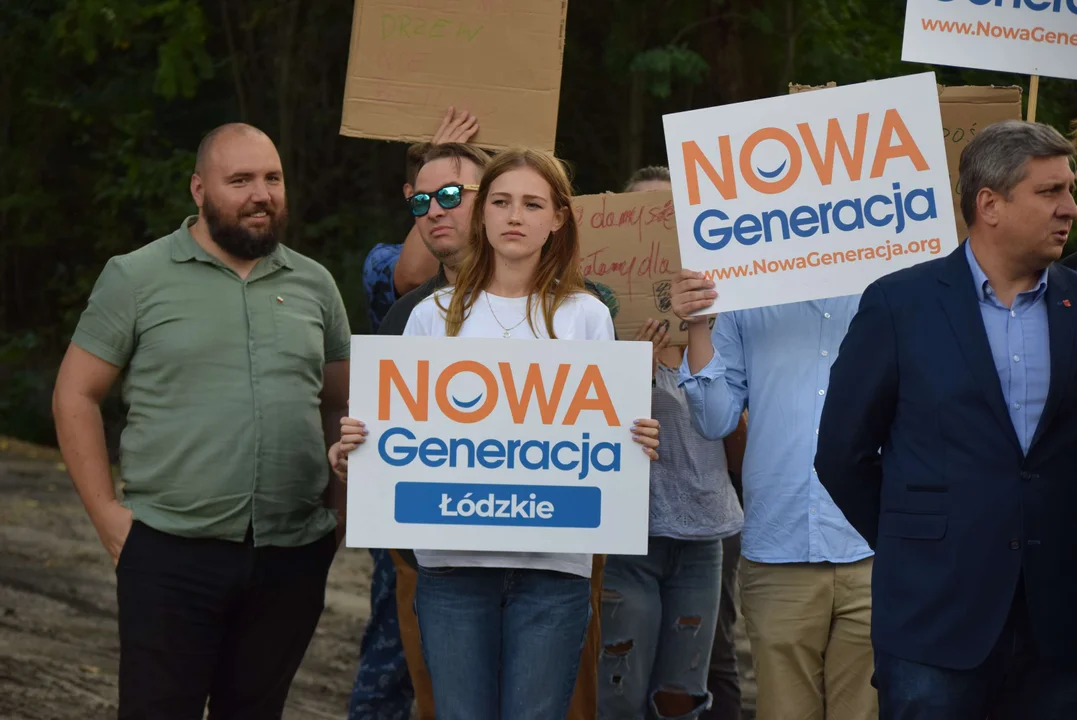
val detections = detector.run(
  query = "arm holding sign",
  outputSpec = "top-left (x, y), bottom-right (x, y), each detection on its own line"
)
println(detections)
top-left (672, 270), bottom-right (747, 441)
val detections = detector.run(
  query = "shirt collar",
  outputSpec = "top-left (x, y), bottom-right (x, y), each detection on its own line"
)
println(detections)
top-left (964, 239), bottom-right (1047, 304)
top-left (169, 215), bottom-right (293, 271)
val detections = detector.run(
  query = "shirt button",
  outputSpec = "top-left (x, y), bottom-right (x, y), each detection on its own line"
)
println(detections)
top-left (1011, 310), bottom-right (1016, 318)
top-left (824, 313), bottom-right (831, 319)
top-left (810, 507), bottom-right (817, 515)
top-left (818, 389), bottom-right (825, 396)
top-left (1010, 540), bottom-right (1021, 550)
top-left (816, 428), bottom-right (820, 435)
top-left (1013, 355), bottom-right (1020, 363)
top-left (821, 350), bottom-right (829, 357)
top-left (1014, 402), bottom-right (1022, 410)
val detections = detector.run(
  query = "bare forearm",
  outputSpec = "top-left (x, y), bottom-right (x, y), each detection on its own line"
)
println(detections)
top-left (53, 394), bottom-right (118, 523)
top-left (686, 322), bottom-right (715, 374)
top-left (395, 225), bottom-right (439, 295)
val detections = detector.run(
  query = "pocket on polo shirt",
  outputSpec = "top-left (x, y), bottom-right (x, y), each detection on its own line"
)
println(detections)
top-left (272, 294), bottom-right (325, 363)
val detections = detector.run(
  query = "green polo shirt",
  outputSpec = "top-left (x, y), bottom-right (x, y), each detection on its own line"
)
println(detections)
top-left (72, 217), bottom-right (351, 547)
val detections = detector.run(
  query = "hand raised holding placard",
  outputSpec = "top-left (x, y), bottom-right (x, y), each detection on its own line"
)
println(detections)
top-left (670, 269), bottom-right (718, 324)
top-left (431, 106), bottom-right (479, 145)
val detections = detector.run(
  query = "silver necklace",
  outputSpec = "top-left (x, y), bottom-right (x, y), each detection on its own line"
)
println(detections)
top-left (484, 291), bottom-right (529, 338)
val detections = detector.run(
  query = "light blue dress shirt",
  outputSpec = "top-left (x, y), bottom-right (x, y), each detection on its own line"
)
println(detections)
top-left (965, 241), bottom-right (1050, 454)
top-left (678, 298), bottom-right (874, 564)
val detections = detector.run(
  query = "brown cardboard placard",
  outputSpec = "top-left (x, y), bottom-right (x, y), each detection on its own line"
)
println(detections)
top-left (938, 85), bottom-right (1023, 240)
top-left (574, 190), bottom-right (710, 345)
top-left (340, 0), bottom-right (568, 152)
top-left (790, 81), bottom-right (1023, 242)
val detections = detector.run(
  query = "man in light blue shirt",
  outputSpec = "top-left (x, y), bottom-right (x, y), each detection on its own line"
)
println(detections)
top-left (965, 240), bottom-right (1050, 453)
top-left (815, 120), bottom-right (1077, 719)
top-left (670, 282), bottom-right (876, 720)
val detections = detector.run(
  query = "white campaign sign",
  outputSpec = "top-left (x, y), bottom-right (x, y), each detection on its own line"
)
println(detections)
top-left (902, 0), bottom-right (1077, 80)
top-left (662, 72), bottom-right (958, 314)
top-left (345, 336), bottom-right (653, 555)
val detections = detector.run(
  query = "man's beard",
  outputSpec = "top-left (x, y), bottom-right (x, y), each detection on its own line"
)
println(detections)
top-left (204, 195), bottom-right (287, 260)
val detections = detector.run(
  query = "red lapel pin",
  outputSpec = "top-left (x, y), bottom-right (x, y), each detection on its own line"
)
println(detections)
top-left (1064, 299), bottom-right (1071, 308)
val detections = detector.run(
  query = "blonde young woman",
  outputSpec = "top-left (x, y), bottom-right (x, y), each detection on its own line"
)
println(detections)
top-left (330, 149), bottom-right (660, 720)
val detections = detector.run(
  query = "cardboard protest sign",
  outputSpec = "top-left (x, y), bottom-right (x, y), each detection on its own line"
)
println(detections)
top-left (902, 0), bottom-right (1077, 81)
top-left (938, 85), bottom-right (1024, 239)
top-left (663, 72), bottom-right (958, 314)
top-left (346, 336), bottom-right (652, 554)
top-left (792, 82), bottom-right (1023, 242)
top-left (340, 0), bottom-right (568, 151)
top-left (574, 190), bottom-right (711, 345)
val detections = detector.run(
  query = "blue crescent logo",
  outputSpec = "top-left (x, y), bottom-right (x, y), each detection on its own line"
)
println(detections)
top-left (756, 159), bottom-right (788, 179)
top-left (451, 394), bottom-right (484, 409)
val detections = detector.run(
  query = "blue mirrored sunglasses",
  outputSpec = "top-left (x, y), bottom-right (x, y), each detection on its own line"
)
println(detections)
top-left (407, 183), bottom-right (480, 217)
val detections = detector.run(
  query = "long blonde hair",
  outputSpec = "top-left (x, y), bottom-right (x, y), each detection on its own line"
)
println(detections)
top-left (440, 148), bottom-right (584, 338)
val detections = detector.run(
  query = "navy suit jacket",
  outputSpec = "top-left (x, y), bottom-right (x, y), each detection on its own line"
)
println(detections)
top-left (815, 243), bottom-right (1077, 670)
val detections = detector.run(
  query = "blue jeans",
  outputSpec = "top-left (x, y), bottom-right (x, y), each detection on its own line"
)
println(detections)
top-left (348, 548), bottom-right (413, 720)
top-left (876, 580), bottom-right (1077, 719)
top-left (599, 537), bottom-right (723, 720)
top-left (415, 565), bottom-right (592, 720)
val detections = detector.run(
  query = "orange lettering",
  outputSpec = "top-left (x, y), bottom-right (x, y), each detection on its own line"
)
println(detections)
top-left (682, 138), bottom-right (736, 206)
top-left (562, 365), bottom-right (620, 426)
top-left (740, 128), bottom-right (802, 195)
top-left (379, 359), bottom-right (428, 421)
top-left (434, 361), bottom-right (498, 424)
top-left (798, 114), bottom-right (869, 185)
top-left (499, 363), bottom-right (570, 424)
top-left (870, 109), bottom-right (929, 179)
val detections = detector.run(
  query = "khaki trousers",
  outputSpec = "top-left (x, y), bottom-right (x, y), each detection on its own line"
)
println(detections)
top-left (391, 550), bottom-right (606, 720)
top-left (740, 557), bottom-right (878, 720)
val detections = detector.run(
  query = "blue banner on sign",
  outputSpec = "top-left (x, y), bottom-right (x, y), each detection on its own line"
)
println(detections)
top-left (394, 482), bottom-right (602, 528)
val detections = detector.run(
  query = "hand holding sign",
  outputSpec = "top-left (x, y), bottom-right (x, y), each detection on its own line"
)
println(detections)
top-left (631, 418), bottom-right (661, 461)
top-left (432, 106), bottom-right (479, 145)
top-left (671, 270), bottom-right (718, 324)
top-left (329, 417), bottom-right (369, 482)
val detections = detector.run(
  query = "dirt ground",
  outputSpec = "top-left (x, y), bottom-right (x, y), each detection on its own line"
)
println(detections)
top-left (0, 436), bottom-right (755, 719)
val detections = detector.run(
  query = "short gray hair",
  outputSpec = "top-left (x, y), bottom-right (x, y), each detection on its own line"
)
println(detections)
top-left (959, 120), bottom-right (1075, 228)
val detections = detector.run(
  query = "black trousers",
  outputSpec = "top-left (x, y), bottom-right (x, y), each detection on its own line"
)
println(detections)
top-left (115, 521), bottom-right (335, 720)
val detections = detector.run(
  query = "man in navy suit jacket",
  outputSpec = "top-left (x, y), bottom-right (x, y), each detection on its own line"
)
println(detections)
top-left (815, 120), bottom-right (1077, 719)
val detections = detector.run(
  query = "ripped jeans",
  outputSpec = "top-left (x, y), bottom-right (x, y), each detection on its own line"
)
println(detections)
top-left (599, 537), bottom-right (722, 720)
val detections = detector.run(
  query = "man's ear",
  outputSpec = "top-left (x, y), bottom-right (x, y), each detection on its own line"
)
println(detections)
top-left (976, 187), bottom-right (1003, 228)
top-left (191, 173), bottom-right (205, 210)
top-left (403, 183), bottom-right (413, 200)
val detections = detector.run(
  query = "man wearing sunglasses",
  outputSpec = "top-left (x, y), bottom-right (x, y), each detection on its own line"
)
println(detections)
top-left (361, 107), bottom-right (479, 334)
top-left (350, 138), bottom-right (491, 720)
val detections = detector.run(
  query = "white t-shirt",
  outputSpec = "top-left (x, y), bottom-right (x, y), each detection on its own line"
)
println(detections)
top-left (403, 288), bottom-right (615, 579)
